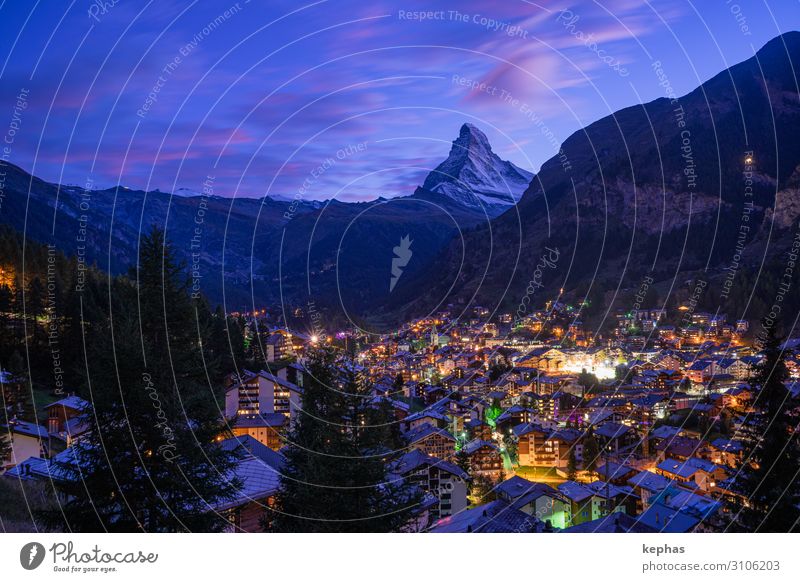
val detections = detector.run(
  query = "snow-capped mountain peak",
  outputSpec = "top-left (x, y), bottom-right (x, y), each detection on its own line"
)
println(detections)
top-left (420, 123), bottom-right (533, 212)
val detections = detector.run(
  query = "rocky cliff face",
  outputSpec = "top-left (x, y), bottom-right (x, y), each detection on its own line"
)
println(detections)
top-left (418, 123), bottom-right (533, 215)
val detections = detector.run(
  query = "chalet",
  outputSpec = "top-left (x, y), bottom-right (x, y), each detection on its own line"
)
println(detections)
top-left (403, 380), bottom-right (422, 400)
top-left (462, 439), bottom-right (503, 477)
top-left (627, 470), bottom-right (673, 511)
top-left (583, 480), bottom-right (638, 516)
top-left (686, 360), bottom-right (715, 384)
top-left (557, 481), bottom-right (603, 526)
top-left (594, 422), bottom-right (638, 455)
top-left (423, 384), bottom-right (448, 404)
top-left (707, 438), bottom-right (744, 468)
top-left (654, 436), bottom-right (708, 461)
top-left (584, 407), bottom-right (626, 427)
top-left (595, 460), bottom-right (638, 485)
top-left (403, 409), bottom-right (447, 432)
top-left (518, 347), bottom-right (567, 373)
top-left (264, 333), bottom-right (286, 362)
top-left (461, 394), bottom-right (489, 420)
top-left (494, 476), bottom-right (571, 529)
top-left (656, 457), bottom-right (727, 493)
top-left (216, 436), bottom-right (285, 532)
top-left (224, 370), bottom-right (303, 422)
top-left (648, 425), bottom-right (681, 447)
top-left (1, 419), bottom-right (48, 469)
top-left (405, 423), bottom-right (456, 460)
top-left (494, 405), bottom-right (534, 433)
top-left (44, 395), bottom-right (90, 446)
top-left (464, 418), bottom-right (493, 441)
top-left (515, 423), bottom-right (582, 469)
top-left (714, 358), bottom-right (750, 380)
top-left (628, 394), bottom-right (670, 427)
top-left (652, 352), bottom-right (683, 371)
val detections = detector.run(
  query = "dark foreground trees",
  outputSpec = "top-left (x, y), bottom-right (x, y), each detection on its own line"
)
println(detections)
top-left (735, 322), bottom-right (800, 532)
top-left (41, 227), bottom-right (237, 532)
top-left (271, 349), bottom-right (420, 532)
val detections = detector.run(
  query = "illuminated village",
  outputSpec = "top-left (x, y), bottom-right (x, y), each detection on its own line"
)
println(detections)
top-left (201, 296), bottom-right (790, 532)
top-left (1, 245), bottom-right (799, 534)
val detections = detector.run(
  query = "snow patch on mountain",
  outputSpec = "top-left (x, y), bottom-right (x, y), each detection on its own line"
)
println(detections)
top-left (420, 123), bottom-right (533, 211)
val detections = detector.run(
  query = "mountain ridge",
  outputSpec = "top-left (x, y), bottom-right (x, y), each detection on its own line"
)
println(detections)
top-left (390, 31), bottom-right (800, 326)
top-left (0, 124), bottom-right (531, 323)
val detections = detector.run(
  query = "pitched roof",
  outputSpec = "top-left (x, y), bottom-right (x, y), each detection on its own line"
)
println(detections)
top-left (2, 419), bottom-right (48, 439)
top-left (583, 480), bottom-right (637, 500)
top-left (657, 457), bottom-right (720, 479)
top-left (462, 439), bottom-right (499, 455)
top-left (628, 470), bottom-right (672, 492)
top-left (392, 449), bottom-right (468, 480)
top-left (557, 481), bottom-right (593, 503)
top-left (595, 461), bottom-right (637, 481)
top-left (213, 456), bottom-right (281, 511)
top-left (513, 422), bottom-right (548, 437)
top-left (636, 502), bottom-right (701, 532)
top-left (710, 438), bottom-right (743, 454)
top-left (430, 499), bottom-right (539, 533)
top-left (563, 512), bottom-right (657, 533)
top-left (220, 435), bottom-right (286, 471)
top-left (44, 395), bottom-right (89, 411)
top-left (494, 476), bottom-right (566, 508)
top-left (547, 428), bottom-right (583, 444)
top-left (595, 422), bottom-right (631, 440)
top-left (649, 425), bottom-right (681, 440)
top-left (405, 423), bottom-right (455, 444)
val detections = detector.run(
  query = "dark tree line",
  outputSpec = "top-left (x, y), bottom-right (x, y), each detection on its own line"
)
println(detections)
top-left (0, 226), bottom-right (255, 531)
top-left (270, 348), bottom-right (419, 532)
top-left (731, 322), bottom-right (800, 532)
top-left (30, 228), bottom-right (242, 531)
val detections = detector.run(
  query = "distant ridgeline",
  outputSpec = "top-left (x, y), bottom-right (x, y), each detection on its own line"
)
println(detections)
top-left (0, 118), bottom-right (534, 330)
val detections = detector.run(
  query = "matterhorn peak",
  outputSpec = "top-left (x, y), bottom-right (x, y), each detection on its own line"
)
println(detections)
top-left (419, 123), bottom-right (533, 214)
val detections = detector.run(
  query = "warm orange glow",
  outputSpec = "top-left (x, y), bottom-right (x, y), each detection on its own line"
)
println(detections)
top-left (0, 264), bottom-right (15, 288)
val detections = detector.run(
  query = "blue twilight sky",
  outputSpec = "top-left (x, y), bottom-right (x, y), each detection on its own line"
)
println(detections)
top-left (0, 0), bottom-right (798, 201)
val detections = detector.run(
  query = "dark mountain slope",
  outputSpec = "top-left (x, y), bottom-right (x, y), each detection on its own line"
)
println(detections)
top-left (396, 32), bottom-right (800, 325)
top-left (0, 124), bottom-right (531, 322)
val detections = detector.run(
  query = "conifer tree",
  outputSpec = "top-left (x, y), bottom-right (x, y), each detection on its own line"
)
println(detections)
top-left (42, 227), bottom-right (238, 532)
top-left (271, 348), bottom-right (420, 532)
top-left (582, 429), bottom-right (600, 473)
top-left (736, 322), bottom-right (800, 532)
